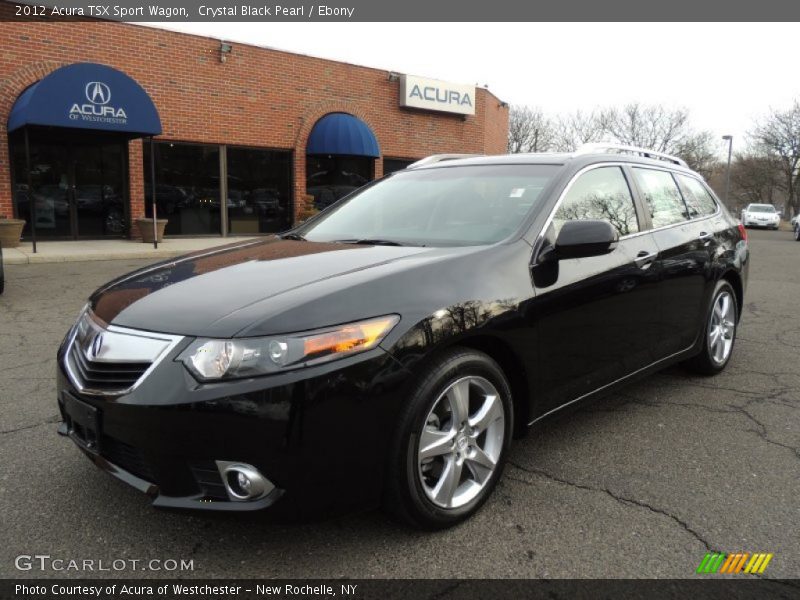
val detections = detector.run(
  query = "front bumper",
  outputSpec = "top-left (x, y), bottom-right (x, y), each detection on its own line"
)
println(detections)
top-left (56, 337), bottom-right (411, 515)
top-left (744, 219), bottom-right (779, 228)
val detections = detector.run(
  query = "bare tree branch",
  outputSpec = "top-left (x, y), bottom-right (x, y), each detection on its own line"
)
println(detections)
top-left (507, 106), bottom-right (556, 153)
top-left (751, 100), bottom-right (800, 215)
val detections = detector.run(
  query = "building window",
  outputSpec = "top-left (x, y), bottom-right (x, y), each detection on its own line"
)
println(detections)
top-left (306, 155), bottom-right (373, 210)
top-left (226, 147), bottom-right (292, 234)
top-left (383, 158), bottom-right (415, 175)
top-left (144, 142), bottom-right (221, 236)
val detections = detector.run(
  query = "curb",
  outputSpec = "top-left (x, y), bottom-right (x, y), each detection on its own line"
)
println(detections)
top-left (3, 249), bottom-right (190, 265)
top-left (1, 238), bottom-right (257, 266)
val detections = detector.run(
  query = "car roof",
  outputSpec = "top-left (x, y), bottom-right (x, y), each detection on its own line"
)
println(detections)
top-left (409, 152), bottom-right (699, 176)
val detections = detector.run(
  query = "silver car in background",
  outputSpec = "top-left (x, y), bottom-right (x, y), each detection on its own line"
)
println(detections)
top-left (741, 203), bottom-right (780, 230)
top-left (791, 212), bottom-right (800, 241)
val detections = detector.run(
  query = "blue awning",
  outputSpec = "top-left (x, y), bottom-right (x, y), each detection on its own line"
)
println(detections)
top-left (306, 113), bottom-right (380, 158)
top-left (8, 63), bottom-right (161, 137)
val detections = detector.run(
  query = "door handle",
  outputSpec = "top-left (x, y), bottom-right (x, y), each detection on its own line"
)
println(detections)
top-left (698, 231), bottom-right (713, 245)
top-left (634, 250), bottom-right (658, 269)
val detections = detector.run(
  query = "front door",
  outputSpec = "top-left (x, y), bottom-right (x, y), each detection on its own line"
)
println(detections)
top-left (11, 129), bottom-right (128, 240)
top-left (529, 165), bottom-right (663, 415)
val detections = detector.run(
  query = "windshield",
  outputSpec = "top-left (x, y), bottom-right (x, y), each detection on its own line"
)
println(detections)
top-left (297, 164), bottom-right (560, 246)
top-left (748, 205), bottom-right (776, 213)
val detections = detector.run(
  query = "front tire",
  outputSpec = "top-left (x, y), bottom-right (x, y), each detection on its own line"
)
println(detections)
top-left (385, 347), bottom-right (513, 529)
top-left (685, 281), bottom-right (738, 375)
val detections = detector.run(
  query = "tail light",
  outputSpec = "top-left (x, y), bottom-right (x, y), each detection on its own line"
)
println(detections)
top-left (738, 223), bottom-right (748, 242)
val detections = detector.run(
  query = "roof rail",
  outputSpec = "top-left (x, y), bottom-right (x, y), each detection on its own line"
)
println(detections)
top-left (575, 143), bottom-right (688, 167)
top-left (407, 154), bottom-right (483, 169)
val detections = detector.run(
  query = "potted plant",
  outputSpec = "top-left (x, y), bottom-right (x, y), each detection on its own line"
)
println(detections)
top-left (134, 217), bottom-right (168, 243)
top-left (0, 215), bottom-right (26, 248)
top-left (296, 194), bottom-right (319, 222)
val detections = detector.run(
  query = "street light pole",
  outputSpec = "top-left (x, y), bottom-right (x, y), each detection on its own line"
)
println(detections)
top-left (722, 135), bottom-right (733, 207)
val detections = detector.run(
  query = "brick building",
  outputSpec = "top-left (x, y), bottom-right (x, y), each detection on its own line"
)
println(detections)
top-left (0, 14), bottom-right (508, 241)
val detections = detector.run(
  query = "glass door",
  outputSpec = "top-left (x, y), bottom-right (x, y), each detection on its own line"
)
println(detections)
top-left (72, 142), bottom-right (127, 237)
top-left (11, 138), bottom-right (73, 238)
top-left (11, 129), bottom-right (128, 240)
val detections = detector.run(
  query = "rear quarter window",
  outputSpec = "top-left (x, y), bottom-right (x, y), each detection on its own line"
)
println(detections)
top-left (677, 174), bottom-right (718, 217)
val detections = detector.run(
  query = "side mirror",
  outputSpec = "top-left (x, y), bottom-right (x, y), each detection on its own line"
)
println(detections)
top-left (555, 219), bottom-right (619, 260)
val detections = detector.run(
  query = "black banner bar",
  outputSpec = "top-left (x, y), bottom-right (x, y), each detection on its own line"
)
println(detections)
top-left (3, 579), bottom-right (800, 600)
top-left (5, 0), bottom-right (800, 22)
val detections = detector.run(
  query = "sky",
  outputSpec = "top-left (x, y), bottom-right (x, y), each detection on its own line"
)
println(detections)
top-left (140, 22), bottom-right (800, 155)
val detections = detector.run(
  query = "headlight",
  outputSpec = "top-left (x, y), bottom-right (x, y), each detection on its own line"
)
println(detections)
top-left (180, 315), bottom-right (400, 381)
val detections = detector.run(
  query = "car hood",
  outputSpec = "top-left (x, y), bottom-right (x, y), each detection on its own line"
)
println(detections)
top-left (90, 238), bottom-right (469, 338)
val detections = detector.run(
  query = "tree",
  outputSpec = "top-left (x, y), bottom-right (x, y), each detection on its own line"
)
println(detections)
top-left (752, 101), bottom-right (800, 216)
top-left (599, 104), bottom-right (690, 152)
top-left (599, 103), bottom-right (717, 176)
top-left (674, 131), bottom-right (718, 180)
top-left (730, 152), bottom-right (785, 210)
top-left (507, 102), bottom-right (715, 173)
top-left (551, 110), bottom-right (604, 151)
top-left (507, 106), bottom-right (555, 153)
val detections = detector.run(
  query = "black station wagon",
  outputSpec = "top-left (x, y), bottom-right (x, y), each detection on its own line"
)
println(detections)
top-left (57, 144), bottom-right (749, 528)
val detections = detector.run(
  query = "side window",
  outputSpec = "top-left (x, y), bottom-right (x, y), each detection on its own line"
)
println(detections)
top-left (632, 168), bottom-right (689, 228)
top-left (676, 174), bottom-right (718, 217)
top-left (554, 167), bottom-right (639, 236)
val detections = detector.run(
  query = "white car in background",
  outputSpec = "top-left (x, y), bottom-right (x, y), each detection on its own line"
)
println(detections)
top-left (741, 203), bottom-right (780, 230)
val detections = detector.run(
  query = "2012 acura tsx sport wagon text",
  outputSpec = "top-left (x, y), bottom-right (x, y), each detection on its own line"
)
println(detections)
top-left (57, 145), bottom-right (749, 528)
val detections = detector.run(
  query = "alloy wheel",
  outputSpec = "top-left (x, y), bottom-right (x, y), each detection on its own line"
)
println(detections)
top-left (708, 291), bottom-right (735, 365)
top-left (417, 376), bottom-right (505, 509)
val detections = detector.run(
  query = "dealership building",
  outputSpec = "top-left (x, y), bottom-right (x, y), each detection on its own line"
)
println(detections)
top-left (0, 15), bottom-right (508, 241)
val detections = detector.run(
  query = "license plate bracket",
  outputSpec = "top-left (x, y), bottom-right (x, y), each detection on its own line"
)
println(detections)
top-left (62, 393), bottom-right (101, 454)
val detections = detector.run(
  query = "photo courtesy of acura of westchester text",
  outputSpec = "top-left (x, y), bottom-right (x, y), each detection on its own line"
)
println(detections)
top-left (0, 0), bottom-right (798, 593)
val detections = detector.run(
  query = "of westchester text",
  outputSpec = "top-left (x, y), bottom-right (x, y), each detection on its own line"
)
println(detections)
top-left (199, 5), bottom-right (356, 18)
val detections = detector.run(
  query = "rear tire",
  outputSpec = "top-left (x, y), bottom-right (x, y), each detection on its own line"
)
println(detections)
top-left (685, 281), bottom-right (738, 375)
top-left (384, 347), bottom-right (513, 529)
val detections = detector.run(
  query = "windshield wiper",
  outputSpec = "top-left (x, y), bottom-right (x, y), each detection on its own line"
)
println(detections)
top-left (334, 238), bottom-right (405, 246)
top-left (279, 232), bottom-right (306, 241)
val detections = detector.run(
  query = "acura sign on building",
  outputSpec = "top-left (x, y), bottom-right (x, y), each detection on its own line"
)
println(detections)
top-left (399, 74), bottom-right (476, 115)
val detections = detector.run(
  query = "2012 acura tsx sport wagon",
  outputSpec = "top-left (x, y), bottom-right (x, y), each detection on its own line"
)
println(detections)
top-left (57, 144), bottom-right (749, 528)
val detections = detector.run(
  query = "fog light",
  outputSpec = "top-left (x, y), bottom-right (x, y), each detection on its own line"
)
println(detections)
top-left (236, 471), bottom-right (251, 494)
top-left (216, 461), bottom-right (274, 501)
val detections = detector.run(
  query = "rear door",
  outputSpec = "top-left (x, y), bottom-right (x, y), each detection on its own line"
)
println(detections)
top-left (530, 165), bottom-right (662, 414)
top-left (629, 167), bottom-right (713, 357)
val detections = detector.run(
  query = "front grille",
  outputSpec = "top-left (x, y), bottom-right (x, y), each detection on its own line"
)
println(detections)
top-left (68, 342), bottom-right (150, 392)
top-left (189, 461), bottom-right (229, 500)
top-left (63, 309), bottom-right (183, 396)
top-left (101, 436), bottom-right (157, 482)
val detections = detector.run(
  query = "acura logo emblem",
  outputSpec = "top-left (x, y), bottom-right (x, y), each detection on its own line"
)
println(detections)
top-left (85, 81), bottom-right (111, 105)
top-left (90, 333), bottom-right (104, 359)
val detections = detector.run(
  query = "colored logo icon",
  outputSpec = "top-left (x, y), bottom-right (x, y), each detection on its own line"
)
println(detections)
top-left (696, 552), bottom-right (773, 574)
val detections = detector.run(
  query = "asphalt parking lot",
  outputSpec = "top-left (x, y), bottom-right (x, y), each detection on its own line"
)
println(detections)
top-left (0, 229), bottom-right (797, 580)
